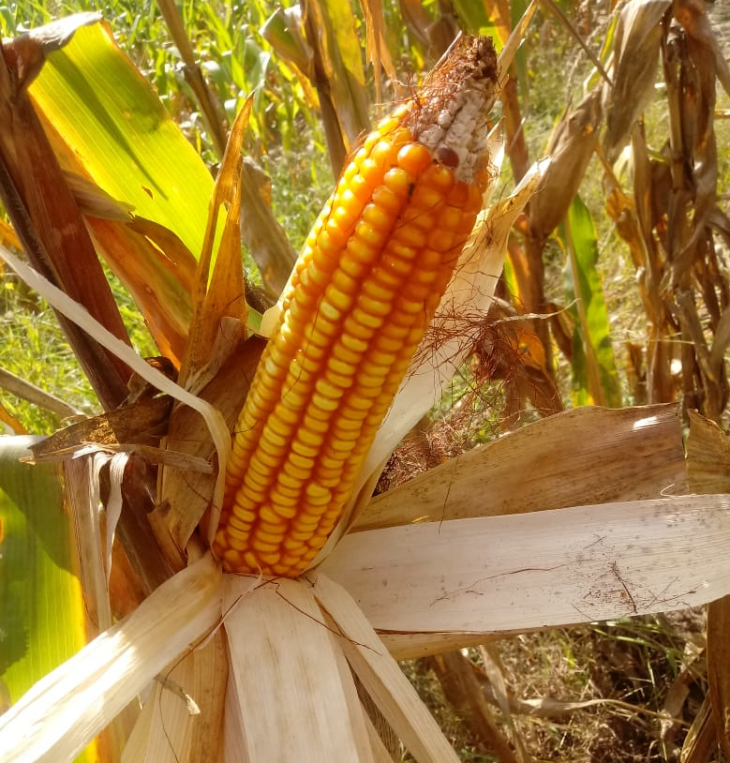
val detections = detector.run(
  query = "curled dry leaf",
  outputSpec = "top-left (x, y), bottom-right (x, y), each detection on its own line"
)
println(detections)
top-left (179, 98), bottom-right (252, 391)
top-left (528, 89), bottom-right (601, 246)
top-left (603, 0), bottom-right (671, 162)
top-left (26, 395), bottom-right (172, 464)
top-left (240, 158), bottom-right (298, 298)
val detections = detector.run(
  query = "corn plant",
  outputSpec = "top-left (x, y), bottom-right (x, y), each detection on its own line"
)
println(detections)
top-left (1, 3), bottom-right (730, 762)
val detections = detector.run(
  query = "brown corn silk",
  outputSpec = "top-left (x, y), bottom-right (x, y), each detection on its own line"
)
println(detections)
top-left (214, 36), bottom-right (500, 576)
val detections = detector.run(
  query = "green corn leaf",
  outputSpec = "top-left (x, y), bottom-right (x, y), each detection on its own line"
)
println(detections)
top-left (564, 196), bottom-right (622, 407)
top-left (0, 437), bottom-right (95, 762)
top-left (25, 20), bottom-right (266, 361)
top-left (29, 21), bottom-right (214, 259)
top-left (450, 0), bottom-right (492, 38)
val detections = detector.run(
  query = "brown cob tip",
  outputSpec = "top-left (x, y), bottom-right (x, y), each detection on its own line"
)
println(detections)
top-left (400, 35), bottom-right (499, 184)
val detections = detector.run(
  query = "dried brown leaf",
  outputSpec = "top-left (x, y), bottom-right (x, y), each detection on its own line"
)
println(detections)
top-left (528, 89), bottom-right (601, 244)
top-left (686, 409), bottom-right (730, 494)
top-left (179, 98), bottom-right (252, 389)
top-left (603, 0), bottom-right (671, 161)
top-left (27, 395), bottom-right (172, 463)
top-left (354, 403), bottom-right (685, 532)
top-left (240, 158), bottom-right (297, 298)
top-left (360, 0), bottom-right (396, 104)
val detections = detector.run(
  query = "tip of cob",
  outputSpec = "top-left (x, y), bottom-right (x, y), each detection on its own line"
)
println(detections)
top-left (214, 36), bottom-right (500, 577)
top-left (400, 35), bottom-right (498, 184)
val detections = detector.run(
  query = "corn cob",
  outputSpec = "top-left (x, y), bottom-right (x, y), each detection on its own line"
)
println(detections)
top-left (214, 36), bottom-right (499, 576)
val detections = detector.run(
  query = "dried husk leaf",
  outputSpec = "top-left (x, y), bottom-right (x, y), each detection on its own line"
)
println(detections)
top-left (122, 630), bottom-right (226, 763)
top-left (313, 573), bottom-right (461, 763)
top-left (240, 158), bottom-right (298, 297)
top-left (0, 554), bottom-right (222, 763)
top-left (121, 654), bottom-right (196, 763)
top-left (354, 403), bottom-right (684, 531)
top-left (322, 495), bottom-right (730, 635)
top-left (223, 575), bottom-right (372, 763)
top-left (154, 336), bottom-right (264, 566)
top-left (528, 89), bottom-right (601, 245)
top-left (603, 0), bottom-right (671, 161)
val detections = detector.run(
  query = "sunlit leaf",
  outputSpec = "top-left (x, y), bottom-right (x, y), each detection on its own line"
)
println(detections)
top-left (0, 437), bottom-right (95, 762)
top-left (565, 195), bottom-right (622, 407)
top-left (27, 21), bottom-right (224, 358)
top-left (30, 22), bottom-right (214, 258)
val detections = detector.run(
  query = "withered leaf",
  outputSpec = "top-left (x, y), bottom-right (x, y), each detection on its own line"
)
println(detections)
top-left (603, 0), bottom-right (671, 161)
top-left (27, 395), bottom-right (172, 463)
top-left (686, 409), bottom-right (730, 494)
top-left (240, 157), bottom-right (298, 298)
top-left (528, 89), bottom-right (601, 245)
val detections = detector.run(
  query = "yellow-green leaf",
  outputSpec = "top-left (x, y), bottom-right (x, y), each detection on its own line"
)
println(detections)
top-left (29, 21), bottom-right (215, 259)
top-left (0, 437), bottom-right (95, 762)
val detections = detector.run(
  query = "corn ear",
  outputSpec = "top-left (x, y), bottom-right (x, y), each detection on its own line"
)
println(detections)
top-left (214, 36), bottom-right (500, 576)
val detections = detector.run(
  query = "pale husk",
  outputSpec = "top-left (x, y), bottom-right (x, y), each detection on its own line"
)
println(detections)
top-left (222, 575), bottom-right (373, 763)
top-left (322, 495), bottom-right (730, 634)
top-left (0, 554), bottom-right (222, 763)
top-left (313, 573), bottom-right (462, 763)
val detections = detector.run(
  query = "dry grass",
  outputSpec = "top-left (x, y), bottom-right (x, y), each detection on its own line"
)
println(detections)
top-left (400, 610), bottom-right (711, 763)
